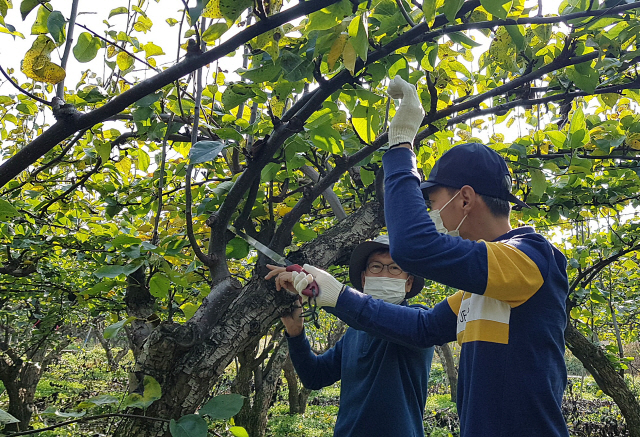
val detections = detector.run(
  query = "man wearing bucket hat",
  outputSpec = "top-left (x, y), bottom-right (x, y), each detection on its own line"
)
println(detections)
top-left (269, 77), bottom-right (570, 437)
top-left (272, 235), bottom-right (434, 437)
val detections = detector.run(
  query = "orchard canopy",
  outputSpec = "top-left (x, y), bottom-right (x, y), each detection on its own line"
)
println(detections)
top-left (2, 0), bottom-right (640, 435)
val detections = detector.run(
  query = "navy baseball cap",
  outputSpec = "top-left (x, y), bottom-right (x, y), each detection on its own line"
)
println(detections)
top-left (420, 142), bottom-right (529, 208)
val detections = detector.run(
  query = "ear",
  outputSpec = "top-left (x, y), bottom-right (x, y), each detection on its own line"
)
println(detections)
top-left (361, 271), bottom-right (366, 288)
top-left (405, 275), bottom-right (414, 295)
top-left (459, 185), bottom-right (477, 213)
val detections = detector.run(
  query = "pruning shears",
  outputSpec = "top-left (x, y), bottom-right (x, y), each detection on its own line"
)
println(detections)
top-left (227, 225), bottom-right (320, 327)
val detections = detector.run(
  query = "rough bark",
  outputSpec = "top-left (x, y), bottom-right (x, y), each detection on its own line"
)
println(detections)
top-left (233, 336), bottom-right (289, 437)
top-left (0, 337), bottom-right (71, 432)
top-left (112, 202), bottom-right (385, 437)
top-left (565, 322), bottom-right (640, 437)
top-left (2, 362), bottom-right (40, 432)
top-left (435, 343), bottom-right (458, 403)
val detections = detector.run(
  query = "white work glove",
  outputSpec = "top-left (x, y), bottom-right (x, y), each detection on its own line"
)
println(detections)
top-left (387, 76), bottom-right (425, 148)
top-left (290, 264), bottom-right (344, 308)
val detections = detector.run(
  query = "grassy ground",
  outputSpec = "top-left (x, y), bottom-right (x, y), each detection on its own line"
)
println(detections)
top-left (0, 347), bottom-right (635, 436)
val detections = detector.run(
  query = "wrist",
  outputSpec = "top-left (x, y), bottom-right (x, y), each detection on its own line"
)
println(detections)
top-left (285, 326), bottom-right (304, 337)
top-left (389, 142), bottom-right (413, 149)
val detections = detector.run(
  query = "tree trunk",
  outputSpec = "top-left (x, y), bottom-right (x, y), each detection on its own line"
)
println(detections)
top-left (435, 343), bottom-right (457, 403)
top-left (283, 353), bottom-right (311, 414)
top-left (565, 322), bottom-right (640, 437)
top-left (3, 363), bottom-right (40, 432)
top-left (234, 337), bottom-right (289, 437)
top-left (111, 202), bottom-right (384, 437)
top-left (112, 202), bottom-right (385, 437)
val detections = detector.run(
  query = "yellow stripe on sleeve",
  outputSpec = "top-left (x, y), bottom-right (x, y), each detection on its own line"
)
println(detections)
top-left (484, 242), bottom-right (544, 307)
top-left (457, 319), bottom-right (510, 345)
top-left (447, 291), bottom-right (464, 316)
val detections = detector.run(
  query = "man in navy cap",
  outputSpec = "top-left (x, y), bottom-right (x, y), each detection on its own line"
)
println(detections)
top-left (269, 235), bottom-right (434, 437)
top-left (268, 77), bottom-right (570, 437)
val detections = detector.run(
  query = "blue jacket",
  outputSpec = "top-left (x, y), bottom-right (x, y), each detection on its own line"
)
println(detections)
top-left (287, 302), bottom-right (434, 437)
top-left (330, 147), bottom-right (570, 437)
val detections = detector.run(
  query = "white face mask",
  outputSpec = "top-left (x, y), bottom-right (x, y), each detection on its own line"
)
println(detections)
top-left (428, 191), bottom-right (467, 237)
top-left (362, 276), bottom-right (408, 304)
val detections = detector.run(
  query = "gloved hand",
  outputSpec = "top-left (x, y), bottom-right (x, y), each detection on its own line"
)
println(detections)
top-left (387, 76), bottom-right (425, 148)
top-left (290, 264), bottom-right (344, 308)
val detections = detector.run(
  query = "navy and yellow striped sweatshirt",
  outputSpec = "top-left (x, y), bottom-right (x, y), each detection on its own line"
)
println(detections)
top-left (330, 147), bottom-right (569, 437)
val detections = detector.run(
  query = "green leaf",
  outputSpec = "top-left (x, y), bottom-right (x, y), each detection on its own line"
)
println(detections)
top-left (109, 7), bottom-right (128, 19)
top-left (85, 279), bottom-right (117, 296)
top-left (73, 32), bottom-right (102, 62)
top-left (293, 222), bottom-right (317, 242)
top-left (229, 427), bottom-right (249, 437)
top-left (0, 198), bottom-right (20, 221)
top-left (180, 302), bottom-right (198, 320)
top-left (77, 395), bottom-right (120, 410)
top-left (94, 265), bottom-right (125, 278)
top-left (201, 22), bottom-right (229, 43)
top-left (261, 162), bottom-right (281, 182)
top-left (442, 0), bottom-right (464, 22)
top-left (448, 31), bottom-right (481, 48)
top-left (422, 0), bottom-right (437, 26)
top-left (0, 0), bottom-right (10, 18)
top-left (20, 0), bottom-right (41, 21)
top-left (221, 83), bottom-right (255, 110)
top-left (306, 1), bottom-right (351, 31)
top-left (309, 124), bottom-right (343, 154)
top-left (568, 107), bottom-right (589, 149)
top-left (189, 0), bottom-right (208, 24)
top-left (204, 0), bottom-right (253, 22)
top-left (189, 140), bottom-right (226, 165)
top-left (198, 393), bottom-right (245, 419)
top-left (170, 414), bottom-right (208, 437)
top-left (239, 61), bottom-right (281, 83)
top-left (30, 5), bottom-right (49, 34)
top-left (546, 131), bottom-right (566, 148)
top-left (352, 103), bottom-right (381, 144)
top-left (505, 25), bottom-right (524, 51)
top-left (47, 10), bottom-right (65, 44)
top-left (530, 169), bottom-right (546, 198)
top-left (480, 0), bottom-right (513, 19)
top-left (150, 273), bottom-right (170, 299)
top-left (590, 290), bottom-right (607, 304)
top-left (226, 236), bottom-right (250, 259)
top-left (123, 375), bottom-right (162, 409)
top-left (104, 317), bottom-right (136, 339)
top-left (360, 168), bottom-right (374, 186)
top-left (566, 63), bottom-right (598, 94)
top-left (348, 14), bottom-right (368, 62)
top-left (0, 408), bottom-right (20, 424)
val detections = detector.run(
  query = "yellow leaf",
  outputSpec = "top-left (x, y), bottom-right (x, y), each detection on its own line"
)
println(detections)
top-left (328, 33), bottom-right (348, 70)
top-left (271, 96), bottom-right (284, 118)
top-left (21, 35), bottom-right (66, 84)
top-left (117, 51), bottom-right (134, 71)
top-left (343, 40), bottom-right (356, 75)
top-left (276, 205), bottom-right (292, 217)
top-left (107, 45), bottom-right (117, 59)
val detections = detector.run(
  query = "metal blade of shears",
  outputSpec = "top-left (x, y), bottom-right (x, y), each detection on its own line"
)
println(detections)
top-left (227, 225), bottom-right (291, 266)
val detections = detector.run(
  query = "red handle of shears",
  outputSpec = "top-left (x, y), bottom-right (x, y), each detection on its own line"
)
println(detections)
top-left (286, 264), bottom-right (319, 298)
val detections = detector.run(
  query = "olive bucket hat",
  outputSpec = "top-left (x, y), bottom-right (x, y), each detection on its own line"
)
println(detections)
top-left (349, 235), bottom-right (425, 300)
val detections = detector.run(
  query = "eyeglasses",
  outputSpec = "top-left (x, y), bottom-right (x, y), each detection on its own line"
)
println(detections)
top-left (367, 261), bottom-right (404, 276)
top-left (425, 199), bottom-right (432, 211)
